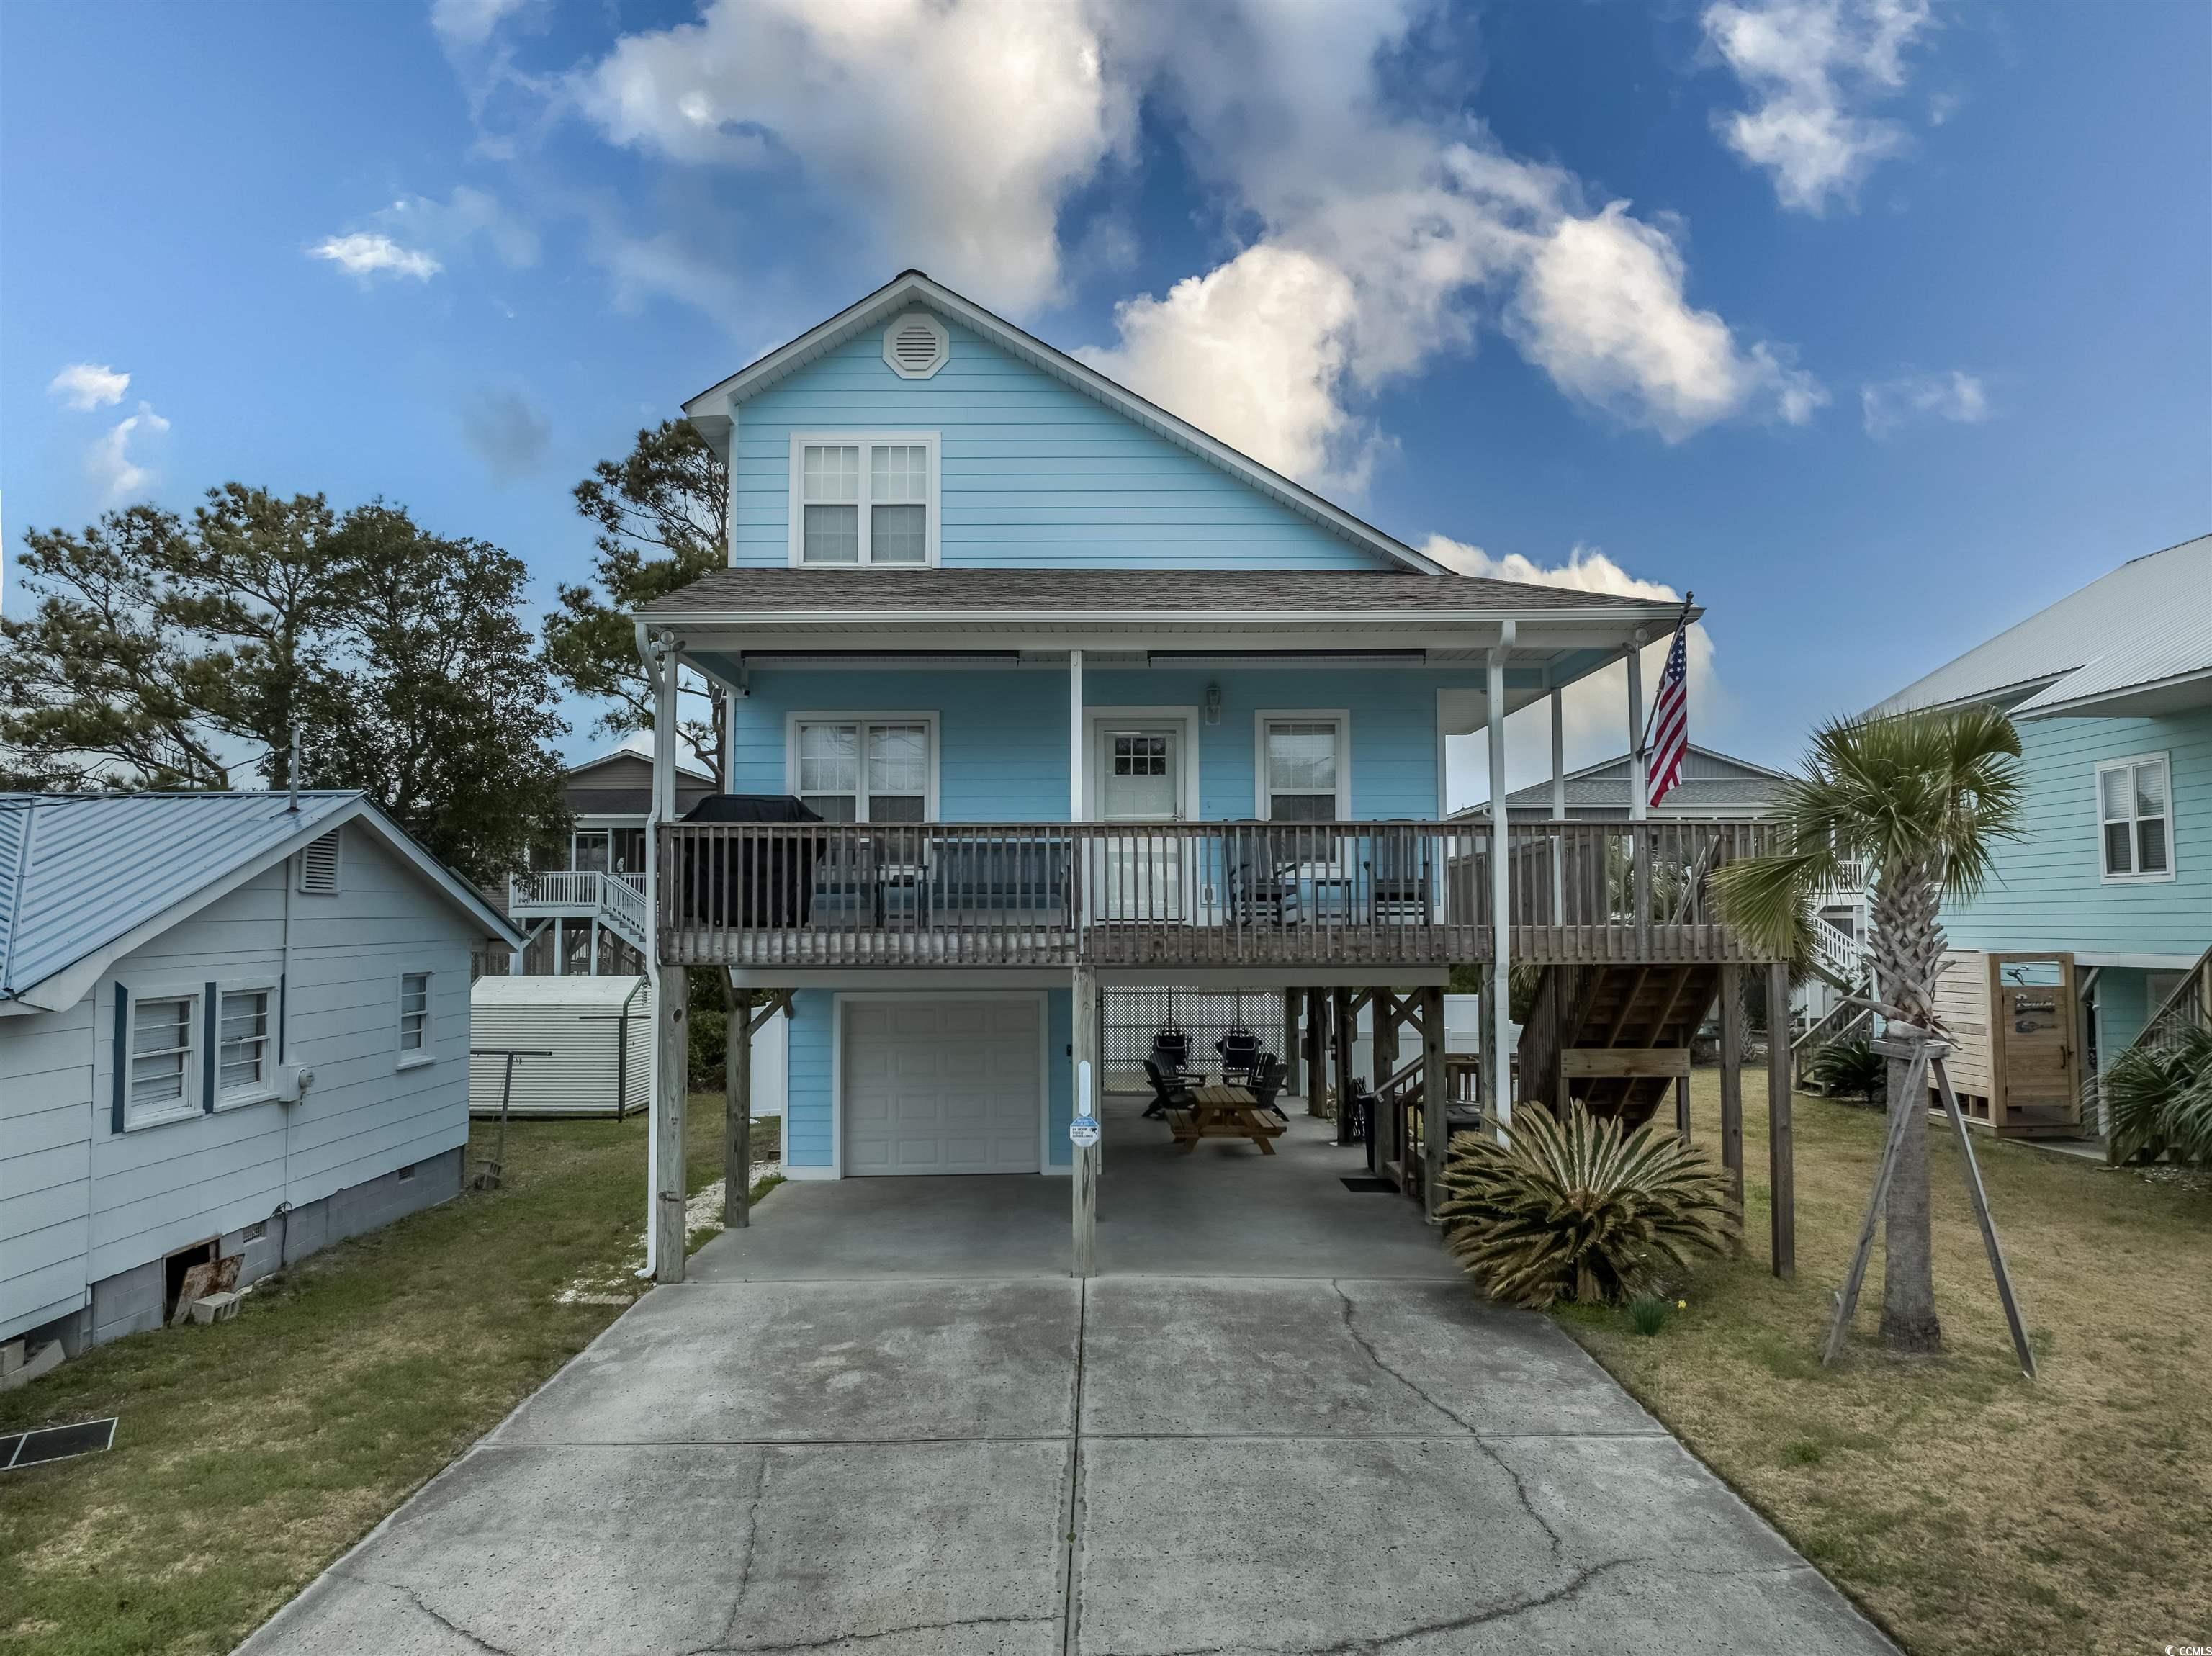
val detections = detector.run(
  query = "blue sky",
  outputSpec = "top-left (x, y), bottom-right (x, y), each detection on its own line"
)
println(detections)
top-left (4, 0), bottom-right (2206, 804)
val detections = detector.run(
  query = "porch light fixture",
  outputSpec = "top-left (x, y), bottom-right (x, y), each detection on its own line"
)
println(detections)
top-left (1204, 682), bottom-right (1222, 726)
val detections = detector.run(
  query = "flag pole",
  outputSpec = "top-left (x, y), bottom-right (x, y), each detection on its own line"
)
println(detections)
top-left (1636, 590), bottom-right (1694, 761)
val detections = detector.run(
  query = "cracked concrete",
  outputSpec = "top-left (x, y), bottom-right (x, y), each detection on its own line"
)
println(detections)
top-left (235, 1105), bottom-right (1894, 1656)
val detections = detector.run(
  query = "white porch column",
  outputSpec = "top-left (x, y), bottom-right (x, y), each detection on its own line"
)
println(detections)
top-left (588, 916), bottom-right (600, 976)
top-left (553, 919), bottom-right (565, 976)
top-left (1626, 636), bottom-right (1649, 822)
top-left (1487, 634), bottom-right (1514, 1127)
top-left (1549, 685), bottom-right (1566, 819)
top-left (1069, 647), bottom-right (1084, 821)
top-left (644, 635), bottom-right (686, 1283)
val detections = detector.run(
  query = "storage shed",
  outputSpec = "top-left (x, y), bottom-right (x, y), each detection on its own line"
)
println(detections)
top-left (469, 976), bottom-right (653, 1118)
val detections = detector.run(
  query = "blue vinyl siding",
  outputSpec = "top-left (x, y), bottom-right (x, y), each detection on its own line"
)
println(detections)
top-left (730, 318), bottom-right (1391, 572)
top-left (1941, 706), bottom-right (2211, 960)
top-left (779, 989), bottom-right (1072, 1173)
top-left (730, 665), bottom-right (1472, 822)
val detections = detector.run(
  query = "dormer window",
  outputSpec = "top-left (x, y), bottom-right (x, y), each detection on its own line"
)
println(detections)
top-left (790, 432), bottom-right (939, 566)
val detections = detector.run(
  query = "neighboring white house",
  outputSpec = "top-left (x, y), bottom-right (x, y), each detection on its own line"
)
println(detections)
top-left (1, 791), bottom-right (523, 1354)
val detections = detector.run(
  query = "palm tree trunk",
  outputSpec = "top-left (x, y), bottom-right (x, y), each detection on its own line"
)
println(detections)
top-left (1871, 867), bottom-right (1944, 1354)
top-left (1878, 1049), bottom-right (1943, 1351)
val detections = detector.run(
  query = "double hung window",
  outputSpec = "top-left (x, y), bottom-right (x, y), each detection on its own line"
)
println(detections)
top-left (792, 434), bottom-right (937, 565)
top-left (795, 720), bottom-right (932, 822)
top-left (1262, 719), bottom-right (1346, 822)
top-left (398, 972), bottom-right (432, 1061)
top-left (218, 989), bottom-right (271, 1098)
top-left (129, 994), bottom-right (197, 1125)
top-left (2098, 755), bottom-right (2172, 881)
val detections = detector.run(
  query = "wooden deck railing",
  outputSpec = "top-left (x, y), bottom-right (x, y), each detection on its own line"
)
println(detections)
top-left (653, 818), bottom-right (1782, 971)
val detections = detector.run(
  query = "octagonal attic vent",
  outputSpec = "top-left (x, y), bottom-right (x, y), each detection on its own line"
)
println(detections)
top-left (883, 311), bottom-right (948, 379)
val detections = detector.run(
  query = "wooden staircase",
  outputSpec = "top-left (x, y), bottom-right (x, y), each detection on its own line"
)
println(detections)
top-left (1519, 962), bottom-right (1722, 1130)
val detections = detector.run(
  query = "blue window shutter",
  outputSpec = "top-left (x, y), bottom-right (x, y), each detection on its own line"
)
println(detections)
top-left (111, 984), bottom-right (127, 1134)
top-left (202, 983), bottom-right (218, 1111)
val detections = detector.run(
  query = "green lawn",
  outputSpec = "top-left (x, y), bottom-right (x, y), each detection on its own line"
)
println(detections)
top-left (0, 1102), bottom-right (773, 1656)
top-left (1558, 1071), bottom-right (2212, 1656)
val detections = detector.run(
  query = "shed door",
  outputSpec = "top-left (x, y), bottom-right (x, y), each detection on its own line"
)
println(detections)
top-left (1990, 953), bottom-right (2077, 1128)
top-left (842, 999), bottom-right (1041, 1175)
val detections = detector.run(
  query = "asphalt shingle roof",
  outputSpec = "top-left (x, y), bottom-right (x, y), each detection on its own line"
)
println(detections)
top-left (643, 567), bottom-right (1683, 618)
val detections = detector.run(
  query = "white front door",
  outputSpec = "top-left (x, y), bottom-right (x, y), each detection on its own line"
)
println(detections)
top-left (1097, 725), bottom-right (1185, 921)
top-left (842, 999), bottom-right (1041, 1175)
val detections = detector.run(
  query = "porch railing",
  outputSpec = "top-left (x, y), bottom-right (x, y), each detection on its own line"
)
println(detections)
top-left (508, 869), bottom-right (647, 913)
top-left (654, 817), bottom-right (1781, 970)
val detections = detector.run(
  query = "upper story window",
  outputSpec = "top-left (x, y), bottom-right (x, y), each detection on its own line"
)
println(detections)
top-left (793, 717), bottom-right (933, 822)
top-left (1259, 714), bottom-right (1349, 821)
top-left (2098, 754), bottom-right (2173, 881)
top-left (790, 433), bottom-right (938, 567)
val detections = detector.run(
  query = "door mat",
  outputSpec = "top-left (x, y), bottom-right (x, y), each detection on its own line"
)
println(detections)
top-left (1340, 1175), bottom-right (1399, 1194)
top-left (3, 1417), bottom-right (117, 1471)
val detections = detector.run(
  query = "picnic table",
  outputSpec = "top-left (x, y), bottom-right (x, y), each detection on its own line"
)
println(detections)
top-left (1164, 1082), bottom-right (1287, 1155)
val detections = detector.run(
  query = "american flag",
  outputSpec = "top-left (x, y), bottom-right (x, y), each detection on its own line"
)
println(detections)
top-left (1645, 602), bottom-right (1692, 809)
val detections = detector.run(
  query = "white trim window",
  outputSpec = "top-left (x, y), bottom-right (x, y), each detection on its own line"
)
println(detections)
top-left (397, 971), bottom-right (433, 1064)
top-left (1257, 714), bottom-right (1350, 821)
top-left (217, 986), bottom-right (273, 1102)
top-left (2097, 754), bottom-right (2173, 881)
top-left (128, 992), bottom-right (199, 1128)
top-left (789, 433), bottom-right (939, 566)
top-left (793, 718), bottom-right (934, 822)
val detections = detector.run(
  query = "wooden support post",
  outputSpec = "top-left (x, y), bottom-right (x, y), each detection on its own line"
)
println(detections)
top-left (1372, 991), bottom-right (1401, 1174)
top-left (1333, 987), bottom-right (1357, 1146)
top-left (721, 970), bottom-right (752, 1229)
top-left (1718, 965), bottom-right (1745, 1212)
top-left (1421, 985), bottom-right (1449, 1215)
top-left (1766, 960), bottom-right (1795, 1280)
top-left (1304, 986), bottom-right (1328, 1117)
top-left (653, 963), bottom-right (689, 1284)
top-left (1283, 989), bottom-right (1303, 1097)
top-left (1674, 1073), bottom-right (1691, 1142)
top-left (1072, 965), bottom-right (1099, 1279)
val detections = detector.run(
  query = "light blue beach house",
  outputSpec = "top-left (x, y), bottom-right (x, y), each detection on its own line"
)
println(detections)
top-left (628, 272), bottom-right (1791, 1278)
top-left (1873, 534), bottom-right (2211, 1135)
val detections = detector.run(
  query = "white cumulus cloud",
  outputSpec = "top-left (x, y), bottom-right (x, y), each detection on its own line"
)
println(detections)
top-left (1704, 0), bottom-right (1932, 213)
top-left (86, 402), bottom-right (171, 502)
top-left (575, 0), bottom-right (1133, 317)
top-left (310, 232), bottom-right (444, 282)
top-left (48, 362), bottom-right (130, 410)
top-left (1425, 535), bottom-right (1725, 806)
top-left (1859, 369), bottom-right (1988, 436)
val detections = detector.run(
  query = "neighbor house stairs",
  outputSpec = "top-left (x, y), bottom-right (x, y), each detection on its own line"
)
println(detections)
top-left (1518, 961), bottom-right (1722, 1130)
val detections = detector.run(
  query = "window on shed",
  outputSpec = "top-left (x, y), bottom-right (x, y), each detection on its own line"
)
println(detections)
top-left (130, 995), bottom-right (197, 1123)
top-left (2098, 756), bottom-right (2172, 879)
top-left (1264, 721), bottom-right (1341, 822)
top-left (218, 989), bottom-right (270, 1097)
top-left (398, 972), bottom-right (431, 1058)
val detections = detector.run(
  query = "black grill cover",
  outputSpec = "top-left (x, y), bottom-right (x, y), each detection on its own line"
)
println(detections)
top-left (676, 795), bottom-right (824, 924)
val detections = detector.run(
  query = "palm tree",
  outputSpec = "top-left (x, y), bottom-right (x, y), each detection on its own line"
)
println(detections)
top-left (1712, 706), bottom-right (2023, 1352)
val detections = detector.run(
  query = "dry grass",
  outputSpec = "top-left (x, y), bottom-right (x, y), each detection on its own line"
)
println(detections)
top-left (0, 1102), bottom-right (774, 1656)
top-left (1556, 1071), bottom-right (2212, 1656)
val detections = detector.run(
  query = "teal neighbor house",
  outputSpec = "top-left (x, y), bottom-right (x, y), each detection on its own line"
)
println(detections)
top-left (624, 272), bottom-right (1791, 1280)
top-left (1872, 534), bottom-right (2212, 1130)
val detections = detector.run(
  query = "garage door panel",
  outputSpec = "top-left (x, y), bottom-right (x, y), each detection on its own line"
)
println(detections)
top-left (843, 1000), bottom-right (1041, 1176)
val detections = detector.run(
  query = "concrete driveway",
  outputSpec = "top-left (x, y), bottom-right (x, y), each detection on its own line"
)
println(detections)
top-left (239, 1107), bottom-right (1896, 1655)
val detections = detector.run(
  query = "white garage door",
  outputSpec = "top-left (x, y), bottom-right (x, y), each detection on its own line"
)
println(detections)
top-left (842, 999), bottom-right (1042, 1175)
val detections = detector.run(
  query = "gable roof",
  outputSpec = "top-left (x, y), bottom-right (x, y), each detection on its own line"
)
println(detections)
top-left (1492, 744), bottom-right (1791, 812)
top-left (643, 566), bottom-right (1686, 623)
top-left (0, 791), bottom-right (523, 1014)
top-left (567, 734), bottom-right (714, 783)
top-left (679, 270), bottom-right (1450, 577)
top-left (1871, 534), bottom-right (2212, 720)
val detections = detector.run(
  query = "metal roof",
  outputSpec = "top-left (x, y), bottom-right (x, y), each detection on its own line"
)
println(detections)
top-left (0, 791), bottom-right (522, 1009)
top-left (1871, 534), bottom-right (2212, 720)
top-left (644, 567), bottom-right (1686, 620)
top-left (1489, 745), bottom-right (1790, 812)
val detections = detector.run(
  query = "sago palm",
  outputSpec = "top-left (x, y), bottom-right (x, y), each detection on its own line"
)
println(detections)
top-left (1711, 705), bottom-right (2023, 1351)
